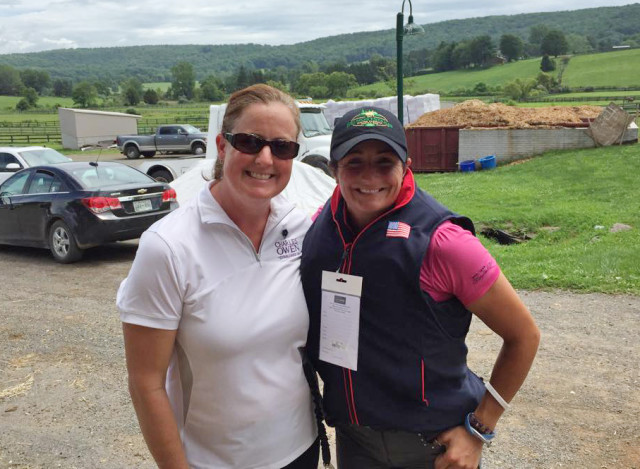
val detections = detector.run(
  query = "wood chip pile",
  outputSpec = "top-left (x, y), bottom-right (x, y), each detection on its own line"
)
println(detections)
top-left (408, 100), bottom-right (603, 129)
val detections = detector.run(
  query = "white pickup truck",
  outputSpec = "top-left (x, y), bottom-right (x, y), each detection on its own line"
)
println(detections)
top-left (137, 102), bottom-right (332, 182)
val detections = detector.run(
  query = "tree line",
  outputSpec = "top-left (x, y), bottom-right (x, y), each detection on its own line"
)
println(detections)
top-left (0, 17), bottom-right (637, 109)
top-left (0, 3), bottom-right (637, 85)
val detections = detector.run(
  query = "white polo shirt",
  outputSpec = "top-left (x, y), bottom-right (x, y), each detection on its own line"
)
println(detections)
top-left (117, 182), bottom-right (316, 469)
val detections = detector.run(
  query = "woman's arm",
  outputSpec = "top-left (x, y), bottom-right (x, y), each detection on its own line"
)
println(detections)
top-left (467, 272), bottom-right (541, 427)
top-left (123, 323), bottom-right (189, 469)
top-left (436, 272), bottom-right (540, 469)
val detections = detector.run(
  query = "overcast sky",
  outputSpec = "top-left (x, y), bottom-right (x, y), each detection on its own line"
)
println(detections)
top-left (0, 0), bottom-right (636, 55)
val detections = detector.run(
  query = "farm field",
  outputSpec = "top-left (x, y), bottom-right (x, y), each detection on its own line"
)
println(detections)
top-left (416, 143), bottom-right (640, 294)
top-left (350, 48), bottom-right (640, 97)
top-left (550, 90), bottom-right (640, 98)
top-left (0, 95), bottom-right (75, 110)
top-left (142, 82), bottom-right (172, 92)
top-left (562, 49), bottom-right (640, 88)
top-left (352, 58), bottom-right (546, 96)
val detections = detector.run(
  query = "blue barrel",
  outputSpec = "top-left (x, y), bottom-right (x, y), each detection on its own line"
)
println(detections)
top-left (479, 155), bottom-right (496, 170)
top-left (459, 160), bottom-right (475, 172)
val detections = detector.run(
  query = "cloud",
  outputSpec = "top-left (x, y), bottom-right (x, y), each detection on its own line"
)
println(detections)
top-left (0, 0), bottom-right (634, 54)
top-left (42, 38), bottom-right (78, 48)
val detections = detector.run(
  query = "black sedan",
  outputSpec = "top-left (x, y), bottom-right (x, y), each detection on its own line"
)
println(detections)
top-left (0, 161), bottom-right (178, 263)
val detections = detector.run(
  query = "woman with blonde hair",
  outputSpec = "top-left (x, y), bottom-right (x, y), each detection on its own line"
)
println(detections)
top-left (118, 84), bottom-right (322, 468)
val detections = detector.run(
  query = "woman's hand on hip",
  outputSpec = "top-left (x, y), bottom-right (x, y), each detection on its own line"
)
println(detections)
top-left (433, 425), bottom-right (483, 469)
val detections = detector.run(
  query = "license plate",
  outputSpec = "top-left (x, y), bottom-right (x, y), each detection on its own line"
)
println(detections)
top-left (133, 199), bottom-right (153, 212)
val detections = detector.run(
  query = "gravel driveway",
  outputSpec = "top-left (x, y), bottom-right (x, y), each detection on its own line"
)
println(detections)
top-left (0, 151), bottom-right (638, 468)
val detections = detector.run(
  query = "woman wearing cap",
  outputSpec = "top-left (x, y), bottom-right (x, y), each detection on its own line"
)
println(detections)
top-left (117, 84), bottom-right (323, 468)
top-left (301, 107), bottom-right (540, 469)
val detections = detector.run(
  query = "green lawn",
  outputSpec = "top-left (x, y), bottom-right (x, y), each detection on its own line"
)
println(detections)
top-left (143, 82), bottom-right (172, 92)
top-left (350, 58), bottom-right (551, 96)
top-left (414, 144), bottom-right (640, 294)
top-left (562, 49), bottom-right (640, 88)
top-left (550, 90), bottom-right (640, 98)
top-left (350, 49), bottom-right (640, 97)
top-left (0, 95), bottom-right (75, 112)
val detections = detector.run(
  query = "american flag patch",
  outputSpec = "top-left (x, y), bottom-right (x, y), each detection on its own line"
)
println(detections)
top-left (386, 221), bottom-right (411, 239)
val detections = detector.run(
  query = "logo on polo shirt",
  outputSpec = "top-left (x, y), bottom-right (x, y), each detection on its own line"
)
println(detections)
top-left (274, 237), bottom-right (301, 260)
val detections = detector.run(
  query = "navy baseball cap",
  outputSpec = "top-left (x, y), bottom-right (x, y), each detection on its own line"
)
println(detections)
top-left (330, 106), bottom-right (407, 163)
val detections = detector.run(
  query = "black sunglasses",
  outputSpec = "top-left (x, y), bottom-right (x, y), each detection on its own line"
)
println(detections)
top-left (223, 132), bottom-right (300, 160)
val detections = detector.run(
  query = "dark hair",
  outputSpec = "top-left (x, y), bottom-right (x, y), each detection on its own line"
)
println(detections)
top-left (213, 84), bottom-right (300, 180)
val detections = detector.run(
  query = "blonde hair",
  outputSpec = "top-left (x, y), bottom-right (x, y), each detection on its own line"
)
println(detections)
top-left (213, 84), bottom-right (300, 180)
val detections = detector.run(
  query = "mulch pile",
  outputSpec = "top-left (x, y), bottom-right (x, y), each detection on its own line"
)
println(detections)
top-left (408, 99), bottom-right (603, 129)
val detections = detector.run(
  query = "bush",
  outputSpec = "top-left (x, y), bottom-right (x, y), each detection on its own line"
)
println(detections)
top-left (15, 99), bottom-right (30, 111)
top-left (308, 85), bottom-right (330, 99)
top-left (125, 108), bottom-right (138, 115)
top-left (536, 72), bottom-right (558, 92)
top-left (502, 78), bottom-right (536, 100)
top-left (473, 82), bottom-right (488, 93)
top-left (143, 89), bottom-right (159, 105)
top-left (540, 55), bottom-right (556, 72)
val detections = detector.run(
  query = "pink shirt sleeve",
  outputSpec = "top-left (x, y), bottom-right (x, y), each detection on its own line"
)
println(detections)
top-left (420, 220), bottom-right (500, 306)
top-left (311, 205), bottom-right (324, 222)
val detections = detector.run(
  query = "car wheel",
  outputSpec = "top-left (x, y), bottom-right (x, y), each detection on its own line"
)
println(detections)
top-left (302, 155), bottom-right (332, 177)
top-left (192, 143), bottom-right (206, 155)
top-left (49, 220), bottom-right (83, 264)
top-left (142, 151), bottom-right (156, 158)
top-left (150, 169), bottom-right (173, 183)
top-left (125, 145), bottom-right (141, 159)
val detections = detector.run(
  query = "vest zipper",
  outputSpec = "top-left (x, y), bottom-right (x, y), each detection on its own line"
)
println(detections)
top-left (333, 202), bottom-right (412, 427)
top-left (337, 244), bottom-right (351, 273)
top-left (336, 243), bottom-right (358, 424)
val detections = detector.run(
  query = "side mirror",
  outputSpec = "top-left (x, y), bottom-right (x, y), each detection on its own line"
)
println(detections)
top-left (0, 192), bottom-right (11, 206)
top-left (178, 129), bottom-right (188, 135)
top-left (5, 163), bottom-right (21, 172)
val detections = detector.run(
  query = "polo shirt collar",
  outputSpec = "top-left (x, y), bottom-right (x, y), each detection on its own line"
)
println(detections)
top-left (197, 181), bottom-right (296, 228)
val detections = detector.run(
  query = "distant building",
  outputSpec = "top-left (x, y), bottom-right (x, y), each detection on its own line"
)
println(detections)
top-left (489, 54), bottom-right (507, 65)
top-left (58, 108), bottom-right (141, 150)
top-left (612, 45), bottom-right (631, 49)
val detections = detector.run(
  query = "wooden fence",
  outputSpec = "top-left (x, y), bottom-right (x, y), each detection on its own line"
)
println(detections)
top-left (0, 133), bottom-right (61, 144)
top-left (0, 115), bottom-right (209, 146)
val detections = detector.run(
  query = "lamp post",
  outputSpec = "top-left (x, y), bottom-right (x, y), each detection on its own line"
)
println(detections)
top-left (396, 0), bottom-right (424, 124)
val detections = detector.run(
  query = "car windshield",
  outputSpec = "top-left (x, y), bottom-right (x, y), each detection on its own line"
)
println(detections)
top-left (70, 165), bottom-right (154, 189)
top-left (18, 148), bottom-right (72, 166)
top-left (300, 110), bottom-right (332, 137)
top-left (182, 125), bottom-right (202, 134)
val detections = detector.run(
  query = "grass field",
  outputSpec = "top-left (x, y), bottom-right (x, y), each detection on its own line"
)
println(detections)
top-left (143, 82), bottom-right (172, 92)
top-left (350, 49), bottom-right (640, 97)
top-left (0, 95), bottom-right (75, 111)
top-left (562, 49), bottom-right (640, 88)
top-left (350, 58), bottom-right (552, 96)
top-left (414, 144), bottom-right (640, 294)
top-left (550, 90), bottom-right (640, 98)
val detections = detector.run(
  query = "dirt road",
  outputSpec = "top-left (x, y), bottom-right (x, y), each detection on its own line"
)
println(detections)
top-left (1, 242), bottom-right (638, 468)
top-left (1, 150), bottom-right (639, 467)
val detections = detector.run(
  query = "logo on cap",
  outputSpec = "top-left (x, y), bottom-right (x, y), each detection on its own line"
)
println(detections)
top-left (347, 109), bottom-right (393, 129)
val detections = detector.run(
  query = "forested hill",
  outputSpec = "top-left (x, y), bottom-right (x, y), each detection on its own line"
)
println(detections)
top-left (1, 3), bottom-right (638, 82)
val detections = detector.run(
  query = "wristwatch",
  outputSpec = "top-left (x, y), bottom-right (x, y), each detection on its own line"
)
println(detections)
top-left (464, 412), bottom-right (496, 445)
